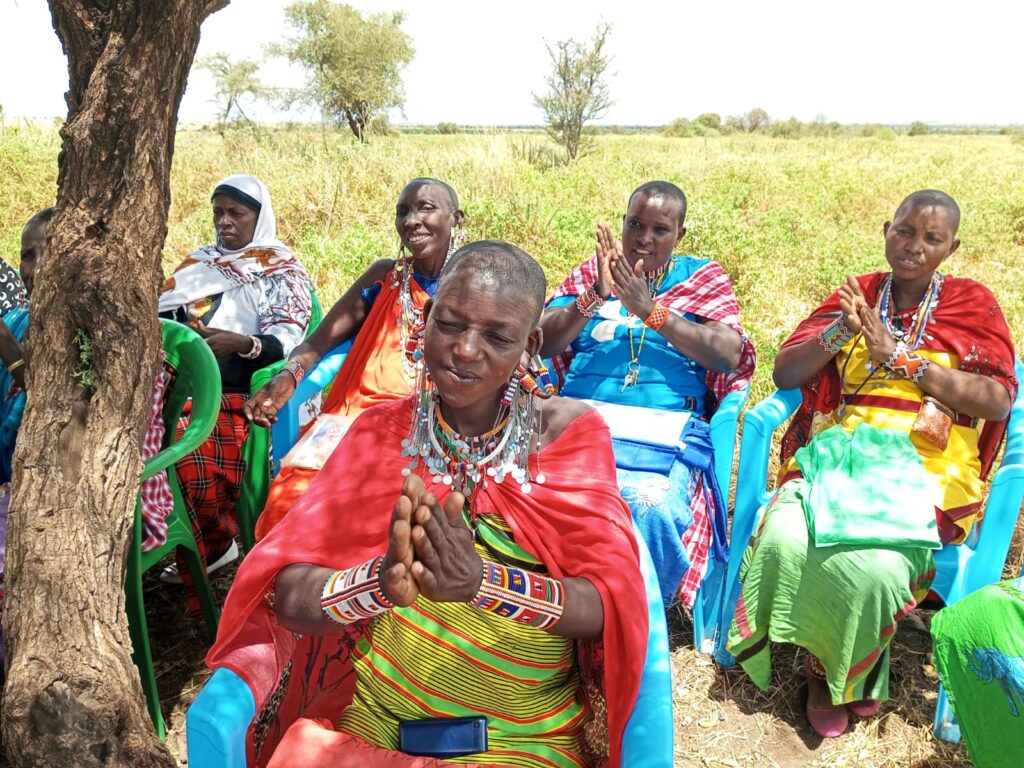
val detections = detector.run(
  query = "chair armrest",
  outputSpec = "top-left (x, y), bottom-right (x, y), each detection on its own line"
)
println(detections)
top-left (709, 386), bottom-right (749, 496)
top-left (187, 667), bottom-right (256, 768)
top-left (270, 339), bottom-right (353, 469)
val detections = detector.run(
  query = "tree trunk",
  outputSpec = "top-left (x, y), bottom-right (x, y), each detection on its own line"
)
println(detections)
top-left (1, 1), bottom-right (226, 765)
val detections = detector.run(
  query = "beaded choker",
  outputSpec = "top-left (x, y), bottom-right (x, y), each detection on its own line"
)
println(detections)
top-left (643, 256), bottom-right (673, 281)
top-left (402, 383), bottom-right (543, 495)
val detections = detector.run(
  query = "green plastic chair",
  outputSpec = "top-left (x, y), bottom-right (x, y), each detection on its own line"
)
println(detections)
top-left (125, 319), bottom-right (222, 739)
top-left (236, 292), bottom-right (324, 551)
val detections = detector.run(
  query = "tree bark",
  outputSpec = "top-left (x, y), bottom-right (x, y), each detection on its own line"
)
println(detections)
top-left (1, 1), bottom-right (226, 765)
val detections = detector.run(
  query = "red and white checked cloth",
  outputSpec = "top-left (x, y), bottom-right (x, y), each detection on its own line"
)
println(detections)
top-left (139, 360), bottom-right (173, 552)
top-left (547, 256), bottom-right (756, 404)
top-left (677, 475), bottom-right (712, 607)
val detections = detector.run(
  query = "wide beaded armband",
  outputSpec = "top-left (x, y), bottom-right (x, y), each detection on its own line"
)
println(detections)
top-left (883, 343), bottom-right (930, 383)
top-left (469, 559), bottom-right (565, 631)
top-left (816, 316), bottom-right (855, 356)
top-left (321, 555), bottom-right (394, 625)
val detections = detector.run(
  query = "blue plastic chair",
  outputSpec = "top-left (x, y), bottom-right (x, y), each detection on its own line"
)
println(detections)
top-left (267, 338), bottom-right (352, 477)
top-left (692, 386), bottom-right (749, 654)
top-left (714, 359), bottom-right (1024, 743)
top-left (186, 520), bottom-right (674, 766)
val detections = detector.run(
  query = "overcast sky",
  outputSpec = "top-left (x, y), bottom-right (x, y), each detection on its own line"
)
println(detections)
top-left (2, 0), bottom-right (1020, 126)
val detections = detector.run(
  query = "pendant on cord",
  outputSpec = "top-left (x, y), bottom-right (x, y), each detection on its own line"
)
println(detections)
top-left (621, 361), bottom-right (641, 391)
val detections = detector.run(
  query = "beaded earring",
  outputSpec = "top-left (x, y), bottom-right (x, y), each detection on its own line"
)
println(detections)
top-left (500, 365), bottom-right (524, 407)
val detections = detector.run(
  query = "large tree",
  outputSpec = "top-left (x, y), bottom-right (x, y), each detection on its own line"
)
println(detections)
top-left (276, 0), bottom-right (414, 142)
top-left (1, 1), bottom-right (226, 766)
top-left (533, 23), bottom-right (614, 162)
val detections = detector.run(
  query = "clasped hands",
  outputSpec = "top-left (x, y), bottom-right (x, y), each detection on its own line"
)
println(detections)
top-left (380, 474), bottom-right (482, 608)
top-left (192, 319), bottom-right (254, 359)
top-left (594, 223), bottom-right (656, 319)
top-left (837, 276), bottom-right (897, 367)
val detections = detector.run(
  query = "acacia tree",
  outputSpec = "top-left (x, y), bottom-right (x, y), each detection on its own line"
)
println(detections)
top-left (533, 23), bottom-right (614, 161)
top-left (1, 1), bottom-right (226, 765)
top-left (199, 52), bottom-right (268, 126)
top-left (276, 0), bottom-right (414, 142)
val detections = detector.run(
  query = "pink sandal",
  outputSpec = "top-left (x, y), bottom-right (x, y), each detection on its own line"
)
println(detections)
top-left (847, 699), bottom-right (882, 718)
top-left (803, 655), bottom-right (849, 738)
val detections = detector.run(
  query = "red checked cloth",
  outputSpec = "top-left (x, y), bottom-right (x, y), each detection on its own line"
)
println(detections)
top-left (139, 359), bottom-right (174, 551)
top-left (548, 256), bottom-right (756, 404)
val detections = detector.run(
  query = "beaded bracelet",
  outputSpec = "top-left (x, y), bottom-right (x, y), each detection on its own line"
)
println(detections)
top-left (816, 316), bottom-right (855, 355)
top-left (884, 343), bottom-right (931, 383)
top-left (575, 286), bottom-right (606, 318)
top-left (282, 359), bottom-right (305, 386)
top-left (320, 555), bottom-right (394, 625)
top-left (644, 301), bottom-right (669, 331)
top-left (239, 335), bottom-right (263, 360)
top-left (469, 559), bottom-right (565, 631)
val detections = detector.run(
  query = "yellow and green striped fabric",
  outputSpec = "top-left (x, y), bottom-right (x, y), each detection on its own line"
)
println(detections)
top-left (338, 513), bottom-right (591, 767)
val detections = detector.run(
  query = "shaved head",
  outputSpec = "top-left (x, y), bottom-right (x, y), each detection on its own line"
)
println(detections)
top-left (894, 189), bottom-right (961, 234)
top-left (628, 181), bottom-right (688, 227)
top-left (438, 240), bottom-right (547, 325)
top-left (403, 177), bottom-right (460, 211)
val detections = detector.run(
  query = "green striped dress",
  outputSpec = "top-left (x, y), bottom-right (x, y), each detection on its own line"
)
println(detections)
top-left (338, 513), bottom-right (591, 768)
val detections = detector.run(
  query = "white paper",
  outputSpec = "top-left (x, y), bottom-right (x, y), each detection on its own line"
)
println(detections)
top-left (584, 399), bottom-right (691, 448)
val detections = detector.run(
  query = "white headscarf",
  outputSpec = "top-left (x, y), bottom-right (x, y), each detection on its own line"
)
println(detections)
top-left (159, 174), bottom-right (307, 315)
top-left (209, 174), bottom-right (290, 257)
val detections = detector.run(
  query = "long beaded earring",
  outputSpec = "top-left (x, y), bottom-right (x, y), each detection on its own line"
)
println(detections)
top-left (445, 222), bottom-right (466, 265)
top-left (501, 365), bottom-right (524, 408)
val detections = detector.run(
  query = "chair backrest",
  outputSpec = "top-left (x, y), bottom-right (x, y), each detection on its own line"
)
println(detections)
top-left (143, 320), bottom-right (222, 480)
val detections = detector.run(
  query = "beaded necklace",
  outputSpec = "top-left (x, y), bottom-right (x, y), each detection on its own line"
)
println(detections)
top-left (402, 386), bottom-right (543, 496)
top-left (392, 234), bottom-right (461, 383)
top-left (622, 261), bottom-right (671, 391)
top-left (876, 271), bottom-right (942, 352)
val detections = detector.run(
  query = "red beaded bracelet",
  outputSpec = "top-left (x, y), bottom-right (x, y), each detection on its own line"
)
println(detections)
top-left (644, 301), bottom-right (669, 331)
top-left (282, 359), bottom-right (305, 386)
top-left (575, 286), bottom-right (606, 318)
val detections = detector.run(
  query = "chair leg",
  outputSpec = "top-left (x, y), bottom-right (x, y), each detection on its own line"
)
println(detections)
top-left (125, 570), bottom-right (167, 740)
top-left (180, 546), bottom-right (220, 641)
top-left (933, 685), bottom-right (961, 742)
top-left (693, 557), bottom-right (726, 655)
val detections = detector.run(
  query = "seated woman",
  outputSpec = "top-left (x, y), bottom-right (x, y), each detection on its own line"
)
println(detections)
top-left (207, 242), bottom-right (648, 768)
top-left (541, 181), bottom-right (753, 606)
top-left (245, 178), bottom-right (465, 538)
top-left (932, 577), bottom-right (1024, 768)
top-left (726, 190), bottom-right (1017, 738)
top-left (158, 174), bottom-right (312, 580)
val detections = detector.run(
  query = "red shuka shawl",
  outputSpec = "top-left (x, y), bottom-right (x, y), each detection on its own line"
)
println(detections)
top-left (208, 398), bottom-right (648, 767)
top-left (779, 272), bottom-right (1017, 484)
top-left (256, 270), bottom-right (427, 539)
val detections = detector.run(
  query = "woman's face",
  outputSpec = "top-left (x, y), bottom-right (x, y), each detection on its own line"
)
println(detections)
top-left (422, 269), bottom-right (540, 423)
top-left (212, 194), bottom-right (259, 251)
top-left (20, 221), bottom-right (46, 297)
top-left (883, 203), bottom-right (960, 285)
top-left (620, 192), bottom-right (685, 271)
top-left (395, 183), bottom-right (461, 262)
